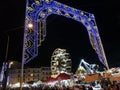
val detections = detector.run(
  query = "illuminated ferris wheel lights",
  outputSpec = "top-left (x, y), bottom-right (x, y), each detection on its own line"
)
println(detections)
top-left (51, 48), bottom-right (72, 78)
top-left (28, 23), bottom-right (33, 29)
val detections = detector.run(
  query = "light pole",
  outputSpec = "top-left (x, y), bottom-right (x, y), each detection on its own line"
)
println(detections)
top-left (20, 22), bottom-right (34, 90)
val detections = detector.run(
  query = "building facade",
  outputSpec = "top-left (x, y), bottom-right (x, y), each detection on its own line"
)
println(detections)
top-left (9, 67), bottom-right (51, 84)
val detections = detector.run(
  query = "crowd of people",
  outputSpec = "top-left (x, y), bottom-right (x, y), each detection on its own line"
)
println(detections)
top-left (1, 78), bottom-right (120, 90)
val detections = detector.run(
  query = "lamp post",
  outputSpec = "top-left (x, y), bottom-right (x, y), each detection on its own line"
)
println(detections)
top-left (20, 22), bottom-right (34, 90)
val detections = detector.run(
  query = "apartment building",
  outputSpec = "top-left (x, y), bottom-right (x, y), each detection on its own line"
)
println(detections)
top-left (9, 67), bottom-right (51, 84)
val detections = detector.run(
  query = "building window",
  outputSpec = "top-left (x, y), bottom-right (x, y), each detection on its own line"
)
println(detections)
top-left (28, 70), bottom-right (30, 72)
top-left (23, 79), bottom-right (25, 82)
top-left (18, 75), bottom-right (20, 77)
top-left (30, 73), bottom-right (33, 77)
top-left (28, 78), bottom-right (30, 80)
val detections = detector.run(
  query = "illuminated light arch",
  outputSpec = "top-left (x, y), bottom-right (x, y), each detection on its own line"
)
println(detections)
top-left (23, 0), bottom-right (109, 69)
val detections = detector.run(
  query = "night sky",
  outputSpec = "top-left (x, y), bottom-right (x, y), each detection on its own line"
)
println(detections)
top-left (0, 0), bottom-right (120, 72)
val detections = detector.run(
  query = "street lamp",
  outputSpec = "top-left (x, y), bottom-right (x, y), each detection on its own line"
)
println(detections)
top-left (9, 61), bottom-right (14, 68)
top-left (20, 22), bottom-right (34, 90)
top-left (27, 23), bottom-right (33, 29)
top-left (7, 61), bottom-right (14, 86)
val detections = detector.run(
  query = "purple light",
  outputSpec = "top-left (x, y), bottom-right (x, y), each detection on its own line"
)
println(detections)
top-left (23, 0), bottom-right (109, 69)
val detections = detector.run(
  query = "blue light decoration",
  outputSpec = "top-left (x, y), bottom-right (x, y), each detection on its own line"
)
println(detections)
top-left (23, 0), bottom-right (109, 69)
top-left (0, 63), bottom-right (6, 83)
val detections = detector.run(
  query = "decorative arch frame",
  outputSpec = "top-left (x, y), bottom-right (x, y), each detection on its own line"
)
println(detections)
top-left (23, 0), bottom-right (109, 69)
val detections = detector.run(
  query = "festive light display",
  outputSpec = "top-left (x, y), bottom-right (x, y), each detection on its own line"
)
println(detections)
top-left (51, 48), bottom-right (72, 78)
top-left (23, 0), bottom-right (109, 69)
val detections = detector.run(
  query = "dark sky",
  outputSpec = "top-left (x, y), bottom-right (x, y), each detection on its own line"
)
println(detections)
top-left (0, 0), bottom-right (120, 72)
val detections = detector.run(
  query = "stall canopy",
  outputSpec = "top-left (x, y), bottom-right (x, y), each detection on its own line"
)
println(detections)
top-left (45, 77), bottom-right (57, 83)
top-left (56, 73), bottom-right (71, 80)
top-left (84, 73), bottom-right (102, 82)
top-left (45, 73), bottom-right (71, 83)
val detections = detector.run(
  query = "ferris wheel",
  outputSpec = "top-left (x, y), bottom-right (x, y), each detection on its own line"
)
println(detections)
top-left (51, 48), bottom-right (72, 78)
